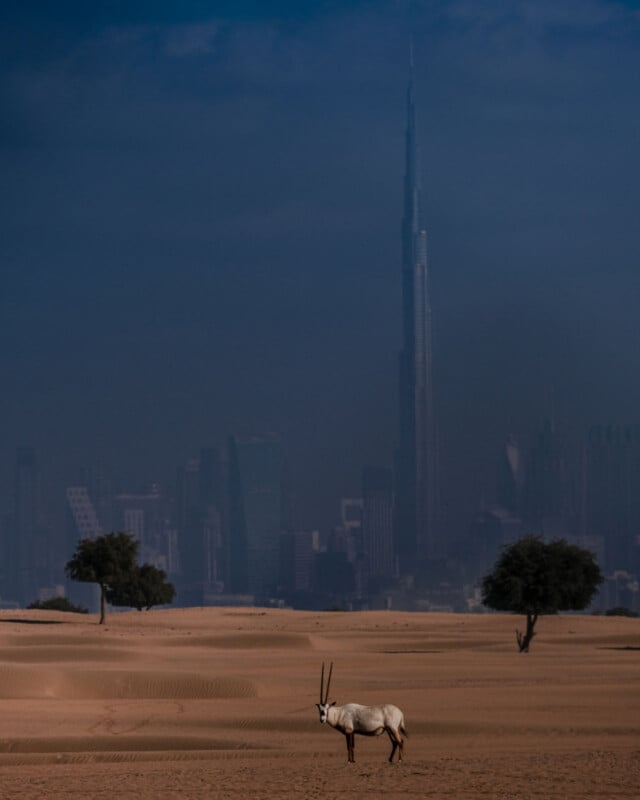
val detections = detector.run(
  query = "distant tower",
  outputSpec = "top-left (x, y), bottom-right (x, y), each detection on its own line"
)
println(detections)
top-left (395, 53), bottom-right (439, 576)
top-left (175, 457), bottom-right (206, 604)
top-left (496, 435), bottom-right (525, 516)
top-left (78, 465), bottom-right (114, 533)
top-left (113, 484), bottom-right (166, 566)
top-left (228, 433), bottom-right (285, 597)
top-left (66, 486), bottom-right (102, 611)
top-left (66, 487), bottom-right (102, 541)
top-left (524, 418), bottom-right (568, 532)
top-left (583, 425), bottom-right (640, 573)
top-left (362, 466), bottom-right (395, 583)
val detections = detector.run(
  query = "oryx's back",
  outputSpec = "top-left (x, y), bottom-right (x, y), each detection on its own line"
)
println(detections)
top-left (338, 702), bottom-right (405, 731)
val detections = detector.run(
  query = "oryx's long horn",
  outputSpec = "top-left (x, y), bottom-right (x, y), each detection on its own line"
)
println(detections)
top-left (325, 661), bottom-right (333, 703)
top-left (320, 662), bottom-right (325, 703)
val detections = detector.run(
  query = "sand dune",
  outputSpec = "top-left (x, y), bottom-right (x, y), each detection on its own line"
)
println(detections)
top-left (0, 646), bottom-right (137, 663)
top-left (0, 667), bottom-right (256, 700)
top-left (164, 632), bottom-right (312, 649)
top-left (0, 607), bottom-right (638, 799)
top-left (0, 735), bottom-right (263, 754)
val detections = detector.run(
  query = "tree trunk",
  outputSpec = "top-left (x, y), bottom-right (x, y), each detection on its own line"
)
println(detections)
top-left (99, 584), bottom-right (106, 625)
top-left (516, 613), bottom-right (537, 652)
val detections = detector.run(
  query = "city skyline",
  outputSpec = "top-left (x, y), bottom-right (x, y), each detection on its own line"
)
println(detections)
top-left (2, 2), bottom-right (640, 550)
top-left (5, 417), bottom-right (640, 611)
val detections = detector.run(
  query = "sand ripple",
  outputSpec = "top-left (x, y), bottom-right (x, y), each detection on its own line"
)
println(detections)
top-left (164, 633), bottom-right (311, 649)
top-left (0, 667), bottom-right (256, 700)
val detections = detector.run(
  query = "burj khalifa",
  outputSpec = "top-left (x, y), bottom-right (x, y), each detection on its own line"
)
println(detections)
top-left (395, 56), bottom-right (439, 577)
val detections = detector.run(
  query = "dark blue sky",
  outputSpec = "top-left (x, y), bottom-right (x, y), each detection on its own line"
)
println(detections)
top-left (2, 1), bottom-right (640, 531)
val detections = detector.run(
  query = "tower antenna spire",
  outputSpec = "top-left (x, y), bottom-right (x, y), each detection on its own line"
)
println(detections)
top-left (395, 42), bottom-right (439, 577)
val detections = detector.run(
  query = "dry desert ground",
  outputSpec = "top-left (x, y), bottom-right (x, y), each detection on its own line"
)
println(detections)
top-left (0, 606), bottom-right (638, 799)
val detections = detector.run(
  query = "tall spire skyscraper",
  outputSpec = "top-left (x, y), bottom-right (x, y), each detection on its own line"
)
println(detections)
top-left (395, 55), bottom-right (439, 576)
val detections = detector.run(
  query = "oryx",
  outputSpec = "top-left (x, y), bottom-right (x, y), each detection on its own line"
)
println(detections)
top-left (315, 661), bottom-right (408, 763)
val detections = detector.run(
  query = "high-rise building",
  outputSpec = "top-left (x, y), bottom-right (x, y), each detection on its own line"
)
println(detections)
top-left (65, 486), bottom-right (102, 611)
top-left (175, 454), bottom-right (226, 604)
top-left (113, 484), bottom-right (168, 567)
top-left (394, 57), bottom-right (439, 576)
top-left (524, 419), bottom-right (571, 534)
top-left (78, 465), bottom-right (114, 533)
top-left (198, 447), bottom-right (228, 593)
top-left (228, 433), bottom-right (285, 597)
top-left (583, 425), bottom-right (640, 574)
top-left (279, 529), bottom-right (318, 595)
top-left (331, 498), bottom-right (363, 564)
top-left (175, 457), bottom-right (201, 587)
top-left (496, 435), bottom-right (525, 517)
top-left (362, 466), bottom-right (395, 583)
top-left (325, 498), bottom-right (364, 598)
top-left (66, 487), bottom-right (102, 542)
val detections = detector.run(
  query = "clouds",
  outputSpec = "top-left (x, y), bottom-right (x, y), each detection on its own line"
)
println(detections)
top-left (164, 22), bottom-right (222, 57)
top-left (433, 0), bottom-right (640, 32)
top-left (3, 0), bottom-right (639, 299)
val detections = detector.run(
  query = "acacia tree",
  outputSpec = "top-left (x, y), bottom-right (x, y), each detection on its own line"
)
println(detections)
top-left (481, 535), bottom-right (603, 652)
top-left (65, 532), bottom-right (139, 624)
top-left (107, 563), bottom-right (176, 611)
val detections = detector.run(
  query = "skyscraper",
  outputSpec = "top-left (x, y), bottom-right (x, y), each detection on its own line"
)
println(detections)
top-left (395, 56), bottom-right (439, 577)
top-left (583, 424), bottom-right (640, 574)
top-left (65, 486), bottom-right (102, 611)
top-left (362, 466), bottom-right (394, 583)
top-left (228, 433), bottom-right (285, 597)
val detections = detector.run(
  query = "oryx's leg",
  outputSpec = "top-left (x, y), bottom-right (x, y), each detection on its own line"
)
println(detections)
top-left (347, 731), bottom-right (355, 763)
top-left (386, 728), bottom-right (402, 763)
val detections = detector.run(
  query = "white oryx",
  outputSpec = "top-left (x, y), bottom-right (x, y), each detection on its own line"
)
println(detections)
top-left (315, 661), bottom-right (408, 763)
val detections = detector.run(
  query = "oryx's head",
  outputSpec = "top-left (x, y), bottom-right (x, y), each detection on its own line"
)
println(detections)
top-left (316, 661), bottom-right (336, 723)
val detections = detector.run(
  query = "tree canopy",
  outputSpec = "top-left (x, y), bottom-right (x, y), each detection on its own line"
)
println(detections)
top-left (481, 535), bottom-right (603, 652)
top-left (107, 563), bottom-right (176, 611)
top-left (27, 596), bottom-right (88, 614)
top-left (66, 532), bottom-right (176, 623)
top-left (65, 532), bottom-right (140, 624)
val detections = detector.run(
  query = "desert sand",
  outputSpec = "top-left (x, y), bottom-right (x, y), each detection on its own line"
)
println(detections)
top-left (0, 607), bottom-right (638, 799)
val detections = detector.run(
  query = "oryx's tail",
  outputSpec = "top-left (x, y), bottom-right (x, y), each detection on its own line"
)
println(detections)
top-left (400, 723), bottom-right (409, 738)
